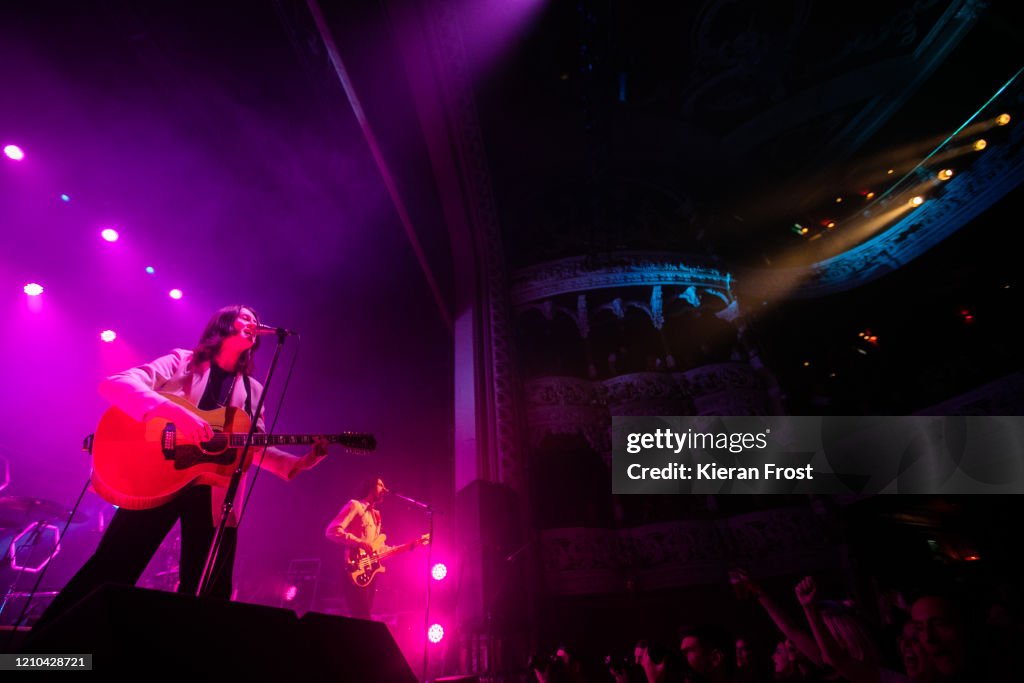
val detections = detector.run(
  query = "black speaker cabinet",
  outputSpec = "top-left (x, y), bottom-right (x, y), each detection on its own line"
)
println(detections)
top-left (25, 584), bottom-right (416, 681)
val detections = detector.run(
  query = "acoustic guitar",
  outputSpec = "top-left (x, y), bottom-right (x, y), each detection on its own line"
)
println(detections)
top-left (91, 393), bottom-right (375, 509)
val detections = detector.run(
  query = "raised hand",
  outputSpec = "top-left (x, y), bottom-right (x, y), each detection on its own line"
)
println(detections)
top-left (795, 576), bottom-right (818, 607)
top-left (729, 567), bottom-right (763, 599)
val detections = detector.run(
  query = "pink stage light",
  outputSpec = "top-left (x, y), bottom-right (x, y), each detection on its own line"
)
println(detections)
top-left (23, 283), bottom-right (44, 296)
top-left (169, 289), bottom-right (183, 300)
top-left (100, 228), bottom-right (119, 242)
top-left (427, 623), bottom-right (445, 644)
top-left (3, 144), bottom-right (25, 161)
top-left (100, 330), bottom-right (117, 343)
top-left (283, 585), bottom-right (298, 602)
top-left (431, 563), bottom-right (448, 581)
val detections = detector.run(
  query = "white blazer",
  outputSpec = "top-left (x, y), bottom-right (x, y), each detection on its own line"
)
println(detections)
top-left (98, 348), bottom-right (304, 525)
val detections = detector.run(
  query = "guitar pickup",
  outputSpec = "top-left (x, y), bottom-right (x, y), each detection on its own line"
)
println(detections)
top-left (161, 423), bottom-right (177, 460)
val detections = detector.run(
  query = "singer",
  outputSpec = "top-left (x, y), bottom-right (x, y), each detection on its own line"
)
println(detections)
top-left (35, 304), bottom-right (330, 629)
top-left (325, 476), bottom-right (388, 619)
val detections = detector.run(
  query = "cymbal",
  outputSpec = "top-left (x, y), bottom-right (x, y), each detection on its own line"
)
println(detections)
top-left (0, 496), bottom-right (88, 527)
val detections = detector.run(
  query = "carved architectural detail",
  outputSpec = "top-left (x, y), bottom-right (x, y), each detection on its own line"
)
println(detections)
top-left (539, 507), bottom-right (838, 594)
top-left (431, 0), bottom-right (525, 490)
top-left (525, 377), bottom-right (610, 456)
top-left (604, 373), bottom-right (693, 415)
top-left (685, 362), bottom-right (765, 392)
top-left (755, 118), bottom-right (1024, 299)
top-left (511, 252), bottom-right (735, 306)
top-left (524, 364), bottom-right (773, 464)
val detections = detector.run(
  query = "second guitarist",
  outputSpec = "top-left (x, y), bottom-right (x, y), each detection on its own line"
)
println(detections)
top-left (325, 476), bottom-right (388, 619)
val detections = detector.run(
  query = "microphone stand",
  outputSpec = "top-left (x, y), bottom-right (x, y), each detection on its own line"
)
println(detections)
top-left (389, 491), bottom-right (438, 683)
top-left (196, 328), bottom-right (289, 597)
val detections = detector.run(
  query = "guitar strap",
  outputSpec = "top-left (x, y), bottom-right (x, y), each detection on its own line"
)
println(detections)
top-left (241, 374), bottom-right (253, 418)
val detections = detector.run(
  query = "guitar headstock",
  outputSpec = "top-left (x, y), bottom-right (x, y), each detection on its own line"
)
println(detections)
top-left (334, 432), bottom-right (377, 452)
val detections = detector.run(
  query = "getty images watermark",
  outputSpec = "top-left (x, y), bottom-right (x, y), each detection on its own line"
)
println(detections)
top-left (612, 416), bottom-right (1024, 495)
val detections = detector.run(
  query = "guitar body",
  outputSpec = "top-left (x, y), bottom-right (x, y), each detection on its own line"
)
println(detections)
top-left (91, 394), bottom-right (256, 510)
top-left (347, 533), bottom-right (430, 587)
top-left (348, 534), bottom-right (389, 588)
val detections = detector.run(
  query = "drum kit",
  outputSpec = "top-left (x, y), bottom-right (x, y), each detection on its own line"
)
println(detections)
top-left (0, 494), bottom-right (182, 622)
top-left (0, 495), bottom-right (86, 530)
top-left (0, 495), bottom-right (88, 622)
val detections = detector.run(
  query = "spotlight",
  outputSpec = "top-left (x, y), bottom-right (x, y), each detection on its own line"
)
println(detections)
top-left (835, 197), bottom-right (843, 203)
top-left (996, 113), bottom-right (1011, 126)
top-left (427, 624), bottom-right (445, 644)
top-left (909, 196), bottom-right (924, 206)
top-left (169, 289), bottom-right (183, 300)
top-left (937, 169), bottom-right (953, 181)
top-left (826, 221), bottom-right (836, 229)
top-left (60, 194), bottom-right (71, 202)
top-left (3, 144), bottom-right (25, 161)
top-left (100, 228), bottom-right (119, 242)
top-left (145, 266), bottom-right (155, 275)
top-left (23, 283), bottom-right (44, 296)
top-left (283, 585), bottom-right (298, 602)
top-left (865, 191), bottom-right (875, 200)
top-left (431, 563), bottom-right (448, 581)
top-left (973, 139), bottom-right (987, 151)
top-left (100, 330), bottom-right (117, 343)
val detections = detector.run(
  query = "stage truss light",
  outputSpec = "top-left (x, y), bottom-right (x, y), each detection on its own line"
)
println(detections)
top-left (3, 144), bottom-right (25, 161)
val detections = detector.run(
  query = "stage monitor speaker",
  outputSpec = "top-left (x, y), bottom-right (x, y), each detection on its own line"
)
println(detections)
top-left (25, 584), bottom-right (417, 680)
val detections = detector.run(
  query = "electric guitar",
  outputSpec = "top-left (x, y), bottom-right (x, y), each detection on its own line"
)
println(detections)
top-left (91, 393), bottom-right (376, 510)
top-left (347, 533), bottom-right (431, 587)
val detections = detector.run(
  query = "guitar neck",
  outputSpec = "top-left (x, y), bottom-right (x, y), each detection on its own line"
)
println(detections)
top-left (227, 433), bottom-right (375, 450)
top-left (377, 542), bottom-right (417, 561)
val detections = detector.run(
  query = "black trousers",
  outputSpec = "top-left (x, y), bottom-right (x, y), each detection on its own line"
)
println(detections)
top-left (342, 578), bottom-right (376, 620)
top-left (34, 486), bottom-right (237, 629)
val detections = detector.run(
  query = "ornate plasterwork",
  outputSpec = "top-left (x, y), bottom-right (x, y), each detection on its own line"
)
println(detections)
top-left (539, 506), bottom-right (837, 595)
top-left (524, 364), bottom-right (772, 463)
top-left (758, 119), bottom-right (1024, 299)
top-left (510, 252), bottom-right (735, 306)
top-left (429, 0), bottom-right (525, 490)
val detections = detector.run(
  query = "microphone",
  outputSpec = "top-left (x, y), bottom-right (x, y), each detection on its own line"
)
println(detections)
top-left (253, 323), bottom-right (299, 337)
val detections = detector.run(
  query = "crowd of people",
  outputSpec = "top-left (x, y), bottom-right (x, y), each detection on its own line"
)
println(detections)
top-left (528, 569), bottom-right (1019, 683)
